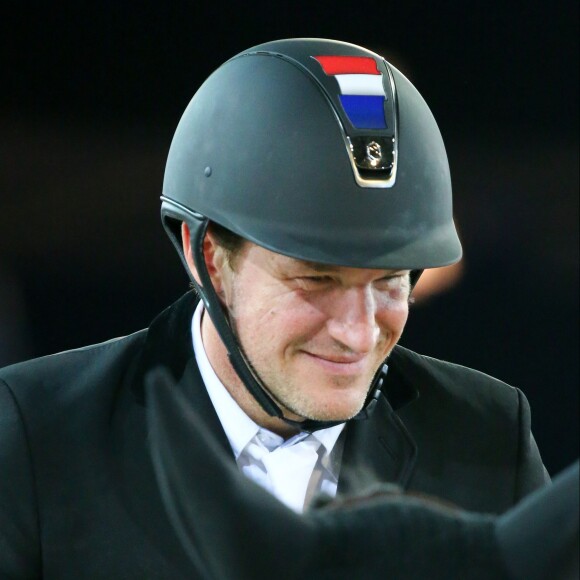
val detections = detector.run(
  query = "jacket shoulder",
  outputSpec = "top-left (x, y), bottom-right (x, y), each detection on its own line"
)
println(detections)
top-left (390, 344), bottom-right (519, 409)
top-left (390, 345), bottom-right (548, 509)
top-left (0, 330), bottom-right (148, 408)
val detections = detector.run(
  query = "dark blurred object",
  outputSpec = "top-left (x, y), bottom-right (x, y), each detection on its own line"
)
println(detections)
top-left (147, 365), bottom-right (579, 580)
top-left (497, 461), bottom-right (579, 580)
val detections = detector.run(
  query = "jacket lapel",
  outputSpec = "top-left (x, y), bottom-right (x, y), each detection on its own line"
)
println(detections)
top-left (338, 398), bottom-right (417, 495)
top-left (338, 350), bottom-right (420, 495)
top-left (110, 292), bottom-right (237, 572)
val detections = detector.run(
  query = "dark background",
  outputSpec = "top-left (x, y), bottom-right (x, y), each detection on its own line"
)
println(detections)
top-left (1, 1), bottom-right (578, 475)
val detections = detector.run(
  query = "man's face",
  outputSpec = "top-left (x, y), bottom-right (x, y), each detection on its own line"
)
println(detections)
top-left (216, 242), bottom-right (411, 422)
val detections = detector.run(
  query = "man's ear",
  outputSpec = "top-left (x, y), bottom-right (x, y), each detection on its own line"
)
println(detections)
top-left (181, 223), bottom-right (227, 293)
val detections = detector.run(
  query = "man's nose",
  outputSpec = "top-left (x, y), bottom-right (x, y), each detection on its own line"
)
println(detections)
top-left (325, 286), bottom-right (379, 353)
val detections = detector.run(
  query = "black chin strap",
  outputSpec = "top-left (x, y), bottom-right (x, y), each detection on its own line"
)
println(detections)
top-left (182, 215), bottom-right (389, 433)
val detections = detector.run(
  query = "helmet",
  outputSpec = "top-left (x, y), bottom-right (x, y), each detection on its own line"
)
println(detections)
top-left (161, 38), bottom-right (462, 430)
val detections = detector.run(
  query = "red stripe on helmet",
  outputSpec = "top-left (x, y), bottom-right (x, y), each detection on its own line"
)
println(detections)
top-left (313, 55), bottom-right (380, 75)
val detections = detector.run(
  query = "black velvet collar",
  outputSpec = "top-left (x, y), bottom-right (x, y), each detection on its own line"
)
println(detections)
top-left (131, 291), bottom-right (200, 404)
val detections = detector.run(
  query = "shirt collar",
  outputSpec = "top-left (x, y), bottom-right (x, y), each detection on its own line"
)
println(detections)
top-left (191, 301), bottom-right (345, 457)
top-left (192, 301), bottom-right (259, 459)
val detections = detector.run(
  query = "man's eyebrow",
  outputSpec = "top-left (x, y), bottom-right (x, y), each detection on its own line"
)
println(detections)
top-left (301, 261), bottom-right (339, 273)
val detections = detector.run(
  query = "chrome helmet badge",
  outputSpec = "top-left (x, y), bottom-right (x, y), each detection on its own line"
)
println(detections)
top-left (366, 141), bottom-right (382, 164)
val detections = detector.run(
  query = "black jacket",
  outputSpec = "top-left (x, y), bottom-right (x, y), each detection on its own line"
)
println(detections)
top-left (0, 292), bottom-right (549, 578)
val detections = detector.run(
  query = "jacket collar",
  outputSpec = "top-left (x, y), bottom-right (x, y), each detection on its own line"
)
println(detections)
top-left (133, 291), bottom-right (200, 400)
top-left (132, 291), bottom-right (233, 457)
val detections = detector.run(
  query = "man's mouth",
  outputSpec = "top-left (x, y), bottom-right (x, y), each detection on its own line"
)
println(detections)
top-left (300, 351), bottom-right (367, 375)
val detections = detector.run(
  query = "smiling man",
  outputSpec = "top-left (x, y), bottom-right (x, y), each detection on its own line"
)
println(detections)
top-left (183, 223), bottom-right (411, 433)
top-left (0, 39), bottom-right (550, 578)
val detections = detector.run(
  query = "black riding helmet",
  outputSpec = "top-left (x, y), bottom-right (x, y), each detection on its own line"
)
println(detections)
top-left (161, 38), bottom-right (462, 431)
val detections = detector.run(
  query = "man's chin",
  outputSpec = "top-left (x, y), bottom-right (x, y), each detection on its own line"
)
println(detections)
top-left (286, 399), bottom-right (366, 424)
top-left (263, 377), bottom-right (370, 424)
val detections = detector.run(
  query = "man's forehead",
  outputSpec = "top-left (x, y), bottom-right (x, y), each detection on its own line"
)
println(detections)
top-left (246, 242), bottom-right (408, 276)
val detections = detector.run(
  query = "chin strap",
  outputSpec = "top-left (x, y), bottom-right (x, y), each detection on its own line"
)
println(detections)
top-left (161, 200), bottom-right (388, 433)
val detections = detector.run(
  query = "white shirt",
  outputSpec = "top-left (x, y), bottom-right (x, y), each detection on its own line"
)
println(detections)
top-left (191, 301), bottom-right (345, 513)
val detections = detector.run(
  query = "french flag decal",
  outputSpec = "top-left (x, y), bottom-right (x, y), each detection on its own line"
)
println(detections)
top-left (313, 56), bottom-right (387, 129)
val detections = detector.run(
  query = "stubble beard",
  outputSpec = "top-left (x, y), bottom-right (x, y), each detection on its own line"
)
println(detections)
top-left (229, 313), bottom-right (390, 422)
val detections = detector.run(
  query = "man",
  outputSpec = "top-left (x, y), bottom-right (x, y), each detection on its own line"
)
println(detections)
top-left (0, 39), bottom-right (549, 577)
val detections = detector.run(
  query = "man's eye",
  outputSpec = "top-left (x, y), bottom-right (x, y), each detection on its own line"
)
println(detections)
top-left (296, 276), bottom-right (332, 287)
